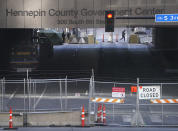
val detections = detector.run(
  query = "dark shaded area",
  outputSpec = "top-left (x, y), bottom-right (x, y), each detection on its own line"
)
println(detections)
top-left (0, 29), bottom-right (35, 76)
top-left (154, 27), bottom-right (178, 49)
top-left (0, 28), bottom-right (178, 83)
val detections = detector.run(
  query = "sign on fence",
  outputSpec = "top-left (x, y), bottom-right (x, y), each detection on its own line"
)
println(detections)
top-left (131, 86), bottom-right (137, 93)
top-left (139, 86), bottom-right (160, 99)
top-left (112, 87), bottom-right (125, 98)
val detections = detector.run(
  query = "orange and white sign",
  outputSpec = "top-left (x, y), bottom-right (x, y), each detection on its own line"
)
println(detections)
top-left (112, 87), bottom-right (125, 98)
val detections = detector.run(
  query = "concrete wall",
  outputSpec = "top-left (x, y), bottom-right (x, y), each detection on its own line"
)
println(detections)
top-left (27, 111), bottom-right (87, 126)
top-left (0, 111), bottom-right (89, 127)
top-left (0, 0), bottom-right (178, 28)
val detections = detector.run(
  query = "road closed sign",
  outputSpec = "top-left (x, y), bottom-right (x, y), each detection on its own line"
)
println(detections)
top-left (139, 86), bottom-right (160, 99)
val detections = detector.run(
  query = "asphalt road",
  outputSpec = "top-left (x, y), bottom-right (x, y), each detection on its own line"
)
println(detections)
top-left (1, 127), bottom-right (178, 131)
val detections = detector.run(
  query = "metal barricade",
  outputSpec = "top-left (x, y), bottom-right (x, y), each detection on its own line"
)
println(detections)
top-left (139, 83), bottom-right (178, 127)
top-left (1, 78), bottom-right (90, 113)
top-left (1, 77), bottom-right (178, 127)
top-left (88, 78), bottom-right (137, 126)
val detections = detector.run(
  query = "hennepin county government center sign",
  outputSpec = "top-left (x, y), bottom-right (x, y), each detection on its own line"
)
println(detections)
top-left (0, 0), bottom-right (177, 28)
top-left (6, 8), bottom-right (165, 18)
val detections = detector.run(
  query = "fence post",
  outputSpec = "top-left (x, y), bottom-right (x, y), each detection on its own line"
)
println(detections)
top-left (34, 80), bottom-right (37, 112)
top-left (92, 69), bottom-right (96, 116)
top-left (65, 76), bottom-right (68, 110)
top-left (88, 77), bottom-right (92, 126)
top-left (136, 78), bottom-right (140, 127)
top-left (92, 69), bottom-right (95, 97)
top-left (33, 80), bottom-right (35, 112)
top-left (28, 78), bottom-right (30, 112)
top-left (0, 79), bottom-right (2, 112)
top-left (161, 83), bottom-right (163, 126)
top-left (59, 79), bottom-right (63, 111)
top-left (2, 77), bottom-right (5, 112)
top-left (24, 78), bottom-right (26, 112)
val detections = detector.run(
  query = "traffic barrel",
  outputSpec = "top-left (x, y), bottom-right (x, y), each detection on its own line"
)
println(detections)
top-left (9, 107), bottom-right (13, 128)
top-left (102, 104), bottom-right (106, 124)
top-left (81, 105), bottom-right (85, 127)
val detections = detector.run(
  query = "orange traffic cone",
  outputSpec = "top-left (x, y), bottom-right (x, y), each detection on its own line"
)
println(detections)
top-left (103, 104), bottom-right (106, 124)
top-left (9, 107), bottom-right (13, 128)
top-left (81, 105), bottom-right (85, 127)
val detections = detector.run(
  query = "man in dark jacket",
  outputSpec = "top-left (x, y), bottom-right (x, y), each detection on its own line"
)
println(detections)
top-left (120, 30), bottom-right (126, 41)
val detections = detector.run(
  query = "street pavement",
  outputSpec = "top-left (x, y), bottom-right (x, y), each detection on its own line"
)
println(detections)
top-left (1, 127), bottom-right (178, 131)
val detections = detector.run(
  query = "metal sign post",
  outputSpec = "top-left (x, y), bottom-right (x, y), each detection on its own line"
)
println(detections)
top-left (88, 77), bottom-right (92, 125)
top-left (24, 78), bottom-right (26, 112)
top-left (65, 76), bottom-right (68, 110)
top-left (136, 78), bottom-right (140, 127)
top-left (59, 79), bottom-right (63, 111)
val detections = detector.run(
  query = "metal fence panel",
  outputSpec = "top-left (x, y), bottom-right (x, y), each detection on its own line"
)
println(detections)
top-left (1, 78), bottom-right (178, 127)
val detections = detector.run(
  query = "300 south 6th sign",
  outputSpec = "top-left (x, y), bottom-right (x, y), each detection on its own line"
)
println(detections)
top-left (139, 86), bottom-right (160, 99)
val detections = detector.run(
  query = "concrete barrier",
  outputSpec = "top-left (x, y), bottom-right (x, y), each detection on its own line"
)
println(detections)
top-left (0, 111), bottom-right (90, 127)
top-left (0, 113), bottom-right (23, 127)
top-left (27, 111), bottom-right (88, 126)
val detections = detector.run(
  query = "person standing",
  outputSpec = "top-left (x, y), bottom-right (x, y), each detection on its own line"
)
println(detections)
top-left (67, 32), bottom-right (71, 41)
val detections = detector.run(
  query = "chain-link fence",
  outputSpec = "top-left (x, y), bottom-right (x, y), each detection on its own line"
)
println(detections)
top-left (88, 78), bottom-right (178, 127)
top-left (1, 77), bottom-right (178, 127)
top-left (0, 78), bottom-right (90, 113)
top-left (88, 80), bottom-right (137, 126)
top-left (139, 83), bottom-right (178, 126)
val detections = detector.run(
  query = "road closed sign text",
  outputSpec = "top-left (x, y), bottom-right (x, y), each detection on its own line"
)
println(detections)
top-left (139, 86), bottom-right (160, 99)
